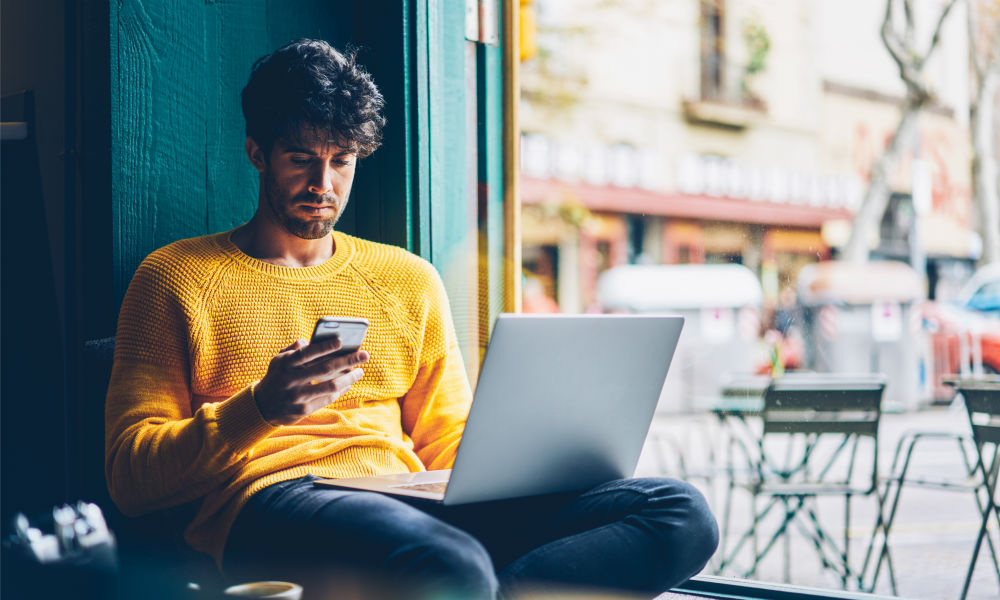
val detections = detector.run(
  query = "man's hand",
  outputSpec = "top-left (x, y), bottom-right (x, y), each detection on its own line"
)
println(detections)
top-left (253, 337), bottom-right (370, 426)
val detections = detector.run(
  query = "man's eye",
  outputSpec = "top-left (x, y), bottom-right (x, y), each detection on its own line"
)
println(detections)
top-left (290, 157), bottom-right (311, 166)
top-left (332, 159), bottom-right (353, 167)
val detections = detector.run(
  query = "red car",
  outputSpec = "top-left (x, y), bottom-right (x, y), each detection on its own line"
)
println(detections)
top-left (922, 264), bottom-right (1000, 401)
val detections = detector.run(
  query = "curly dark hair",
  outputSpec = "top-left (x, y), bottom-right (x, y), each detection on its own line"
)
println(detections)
top-left (241, 39), bottom-right (386, 158)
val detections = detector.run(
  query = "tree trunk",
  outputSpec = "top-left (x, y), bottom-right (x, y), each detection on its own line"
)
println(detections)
top-left (971, 67), bottom-right (1000, 265)
top-left (841, 103), bottom-right (921, 263)
top-left (842, 0), bottom-right (959, 264)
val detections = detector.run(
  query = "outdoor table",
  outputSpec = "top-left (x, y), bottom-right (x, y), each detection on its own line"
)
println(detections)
top-left (941, 374), bottom-right (1000, 388)
top-left (710, 374), bottom-right (839, 491)
top-left (714, 375), bottom-right (769, 414)
top-left (710, 376), bottom-right (767, 574)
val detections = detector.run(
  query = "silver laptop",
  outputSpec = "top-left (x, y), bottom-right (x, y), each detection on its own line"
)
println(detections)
top-left (313, 313), bottom-right (684, 504)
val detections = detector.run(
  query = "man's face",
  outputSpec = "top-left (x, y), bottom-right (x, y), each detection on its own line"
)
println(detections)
top-left (251, 129), bottom-right (358, 240)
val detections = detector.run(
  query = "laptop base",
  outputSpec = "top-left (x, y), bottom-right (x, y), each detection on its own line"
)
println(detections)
top-left (313, 470), bottom-right (452, 503)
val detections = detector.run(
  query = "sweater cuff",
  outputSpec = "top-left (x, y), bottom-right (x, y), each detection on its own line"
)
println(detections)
top-left (214, 383), bottom-right (278, 455)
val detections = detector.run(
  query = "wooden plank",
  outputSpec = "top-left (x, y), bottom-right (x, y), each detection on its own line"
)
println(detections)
top-left (477, 37), bottom-right (505, 359)
top-left (204, 0), bottom-right (266, 235)
top-left (146, 1), bottom-right (209, 246)
top-left (425, 1), bottom-right (480, 377)
top-left (80, 0), bottom-right (116, 338)
top-left (502, 0), bottom-right (521, 313)
top-left (412, 0), bottom-right (433, 257)
top-left (265, 1), bottom-right (349, 51)
top-left (112, 0), bottom-right (208, 296)
top-left (397, 0), bottom-right (416, 251)
top-left (112, 0), bottom-right (157, 296)
top-left (350, 1), bottom-right (412, 249)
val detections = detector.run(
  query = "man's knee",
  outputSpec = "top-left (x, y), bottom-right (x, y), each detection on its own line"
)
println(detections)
top-left (389, 520), bottom-right (498, 598)
top-left (641, 478), bottom-right (720, 574)
top-left (677, 481), bottom-right (719, 562)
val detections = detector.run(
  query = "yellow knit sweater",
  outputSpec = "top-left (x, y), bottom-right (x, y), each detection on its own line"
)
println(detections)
top-left (105, 230), bottom-right (472, 563)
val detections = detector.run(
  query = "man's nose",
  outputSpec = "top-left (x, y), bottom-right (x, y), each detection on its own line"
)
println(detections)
top-left (307, 166), bottom-right (334, 195)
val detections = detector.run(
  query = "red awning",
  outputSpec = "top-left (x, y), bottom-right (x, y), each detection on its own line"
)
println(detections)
top-left (521, 177), bottom-right (852, 228)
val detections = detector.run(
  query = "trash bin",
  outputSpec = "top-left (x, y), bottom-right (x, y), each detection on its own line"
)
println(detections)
top-left (797, 260), bottom-right (925, 411)
top-left (597, 264), bottom-right (764, 412)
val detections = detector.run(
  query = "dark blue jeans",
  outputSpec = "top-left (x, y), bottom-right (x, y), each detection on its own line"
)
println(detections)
top-left (222, 475), bottom-right (718, 599)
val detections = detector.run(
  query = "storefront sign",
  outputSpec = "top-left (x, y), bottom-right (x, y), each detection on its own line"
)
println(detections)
top-left (701, 307), bottom-right (736, 342)
top-left (871, 301), bottom-right (903, 342)
top-left (676, 153), bottom-right (864, 212)
top-left (519, 134), bottom-right (864, 213)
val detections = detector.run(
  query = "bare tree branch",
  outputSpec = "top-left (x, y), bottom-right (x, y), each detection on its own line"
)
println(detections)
top-left (968, 0), bottom-right (986, 80)
top-left (881, 1), bottom-right (911, 78)
top-left (844, 0), bottom-right (962, 262)
top-left (881, 0), bottom-right (932, 97)
top-left (919, 0), bottom-right (961, 67)
top-left (904, 0), bottom-right (916, 49)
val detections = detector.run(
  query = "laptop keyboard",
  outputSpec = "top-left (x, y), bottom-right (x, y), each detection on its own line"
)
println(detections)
top-left (389, 481), bottom-right (448, 494)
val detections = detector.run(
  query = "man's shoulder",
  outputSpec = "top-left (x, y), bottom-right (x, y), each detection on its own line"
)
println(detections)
top-left (135, 232), bottom-right (231, 288)
top-left (344, 234), bottom-right (445, 308)
top-left (346, 234), bottom-right (437, 278)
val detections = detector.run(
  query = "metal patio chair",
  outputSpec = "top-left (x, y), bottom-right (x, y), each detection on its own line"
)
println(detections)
top-left (859, 414), bottom-right (989, 594)
top-left (648, 410), bottom-right (756, 573)
top-left (957, 381), bottom-right (1000, 600)
top-left (717, 375), bottom-right (888, 591)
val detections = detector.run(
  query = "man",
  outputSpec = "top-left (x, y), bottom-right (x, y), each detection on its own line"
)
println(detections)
top-left (106, 39), bottom-right (718, 599)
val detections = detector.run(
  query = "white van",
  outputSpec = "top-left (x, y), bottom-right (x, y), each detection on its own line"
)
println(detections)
top-left (597, 264), bottom-right (764, 412)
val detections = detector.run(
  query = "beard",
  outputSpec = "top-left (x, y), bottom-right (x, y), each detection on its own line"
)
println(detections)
top-left (262, 170), bottom-right (344, 240)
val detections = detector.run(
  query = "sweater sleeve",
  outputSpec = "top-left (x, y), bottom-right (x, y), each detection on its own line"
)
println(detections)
top-left (398, 265), bottom-right (473, 471)
top-left (105, 254), bottom-right (278, 516)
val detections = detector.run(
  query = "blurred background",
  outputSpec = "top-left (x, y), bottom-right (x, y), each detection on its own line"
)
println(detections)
top-left (518, 0), bottom-right (998, 408)
top-left (516, 1), bottom-right (1000, 597)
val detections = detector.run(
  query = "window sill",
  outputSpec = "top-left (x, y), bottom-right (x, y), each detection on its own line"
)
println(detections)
top-left (681, 98), bottom-right (767, 130)
top-left (674, 575), bottom-right (900, 600)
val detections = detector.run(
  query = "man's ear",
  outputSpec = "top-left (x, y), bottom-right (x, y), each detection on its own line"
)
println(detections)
top-left (245, 137), bottom-right (267, 173)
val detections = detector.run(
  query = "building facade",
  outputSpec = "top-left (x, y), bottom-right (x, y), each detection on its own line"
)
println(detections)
top-left (519, 0), bottom-right (975, 314)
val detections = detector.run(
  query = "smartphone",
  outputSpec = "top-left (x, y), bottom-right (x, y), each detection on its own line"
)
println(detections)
top-left (311, 316), bottom-right (369, 358)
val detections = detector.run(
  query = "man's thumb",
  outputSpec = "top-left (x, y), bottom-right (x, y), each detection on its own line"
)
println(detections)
top-left (283, 338), bottom-right (307, 352)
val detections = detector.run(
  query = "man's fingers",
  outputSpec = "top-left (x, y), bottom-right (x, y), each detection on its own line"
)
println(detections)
top-left (301, 368), bottom-right (365, 403)
top-left (287, 336), bottom-right (342, 366)
top-left (295, 351), bottom-right (369, 384)
top-left (281, 339), bottom-right (307, 353)
top-left (270, 339), bottom-right (308, 370)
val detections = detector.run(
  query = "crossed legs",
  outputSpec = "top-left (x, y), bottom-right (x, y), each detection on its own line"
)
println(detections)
top-left (222, 476), bottom-right (719, 599)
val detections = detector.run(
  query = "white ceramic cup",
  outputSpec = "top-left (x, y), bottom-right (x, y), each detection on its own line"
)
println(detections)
top-left (223, 581), bottom-right (303, 600)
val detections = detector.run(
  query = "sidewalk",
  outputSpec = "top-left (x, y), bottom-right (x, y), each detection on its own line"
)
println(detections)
top-left (637, 406), bottom-right (999, 599)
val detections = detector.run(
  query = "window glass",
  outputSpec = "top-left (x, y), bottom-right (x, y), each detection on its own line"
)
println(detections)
top-left (518, 0), bottom-right (999, 597)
